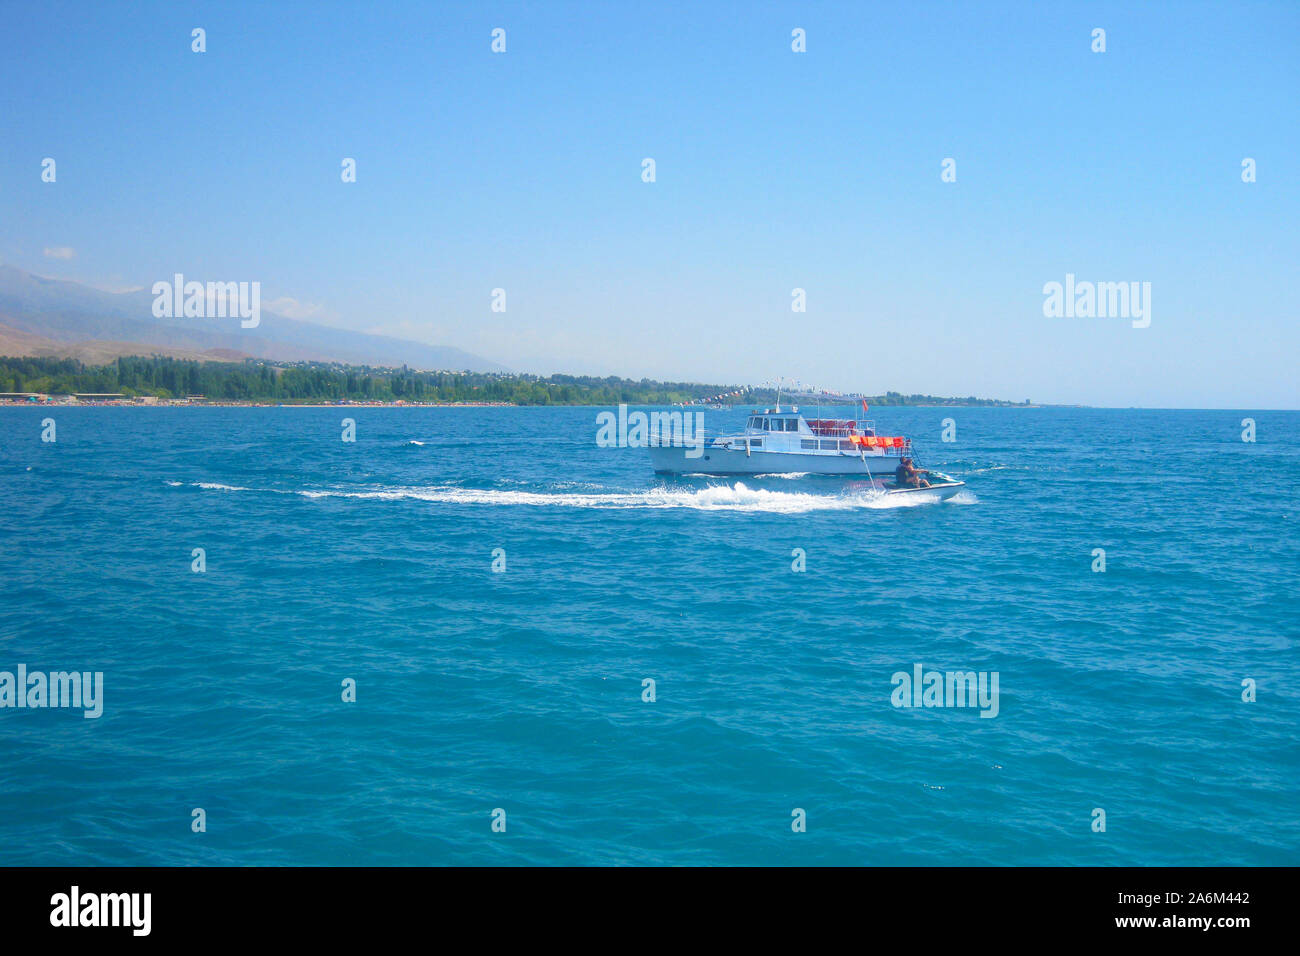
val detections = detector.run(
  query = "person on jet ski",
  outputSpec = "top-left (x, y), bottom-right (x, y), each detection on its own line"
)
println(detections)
top-left (895, 456), bottom-right (931, 488)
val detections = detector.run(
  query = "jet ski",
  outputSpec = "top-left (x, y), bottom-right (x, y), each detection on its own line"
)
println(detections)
top-left (879, 470), bottom-right (966, 501)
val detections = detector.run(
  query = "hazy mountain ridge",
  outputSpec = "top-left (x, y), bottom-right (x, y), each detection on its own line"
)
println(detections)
top-left (0, 266), bottom-right (505, 372)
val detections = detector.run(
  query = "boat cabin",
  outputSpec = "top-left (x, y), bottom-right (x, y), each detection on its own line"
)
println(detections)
top-left (743, 410), bottom-right (812, 435)
top-left (726, 408), bottom-right (910, 456)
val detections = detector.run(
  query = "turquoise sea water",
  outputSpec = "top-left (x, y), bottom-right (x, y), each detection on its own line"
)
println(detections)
top-left (0, 405), bottom-right (1296, 866)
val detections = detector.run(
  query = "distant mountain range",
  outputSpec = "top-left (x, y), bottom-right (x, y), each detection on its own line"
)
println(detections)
top-left (0, 265), bottom-right (506, 372)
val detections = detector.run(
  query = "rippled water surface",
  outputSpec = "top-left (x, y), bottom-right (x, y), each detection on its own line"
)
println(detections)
top-left (1, 405), bottom-right (1296, 865)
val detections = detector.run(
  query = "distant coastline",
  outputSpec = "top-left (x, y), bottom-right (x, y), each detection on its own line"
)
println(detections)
top-left (0, 355), bottom-right (1042, 409)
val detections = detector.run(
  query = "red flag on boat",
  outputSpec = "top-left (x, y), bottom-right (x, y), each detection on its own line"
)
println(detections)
top-left (861, 399), bottom-right (869, 414)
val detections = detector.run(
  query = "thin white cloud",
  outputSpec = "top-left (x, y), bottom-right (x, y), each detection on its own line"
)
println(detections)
top-left (264, 296), bottom-right (323, 320)
top-left (43, 246), bottom-right (76, 260)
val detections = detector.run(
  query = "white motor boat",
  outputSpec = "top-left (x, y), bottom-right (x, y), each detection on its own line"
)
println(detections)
top-left (647, 405), bottom-right (965, 499)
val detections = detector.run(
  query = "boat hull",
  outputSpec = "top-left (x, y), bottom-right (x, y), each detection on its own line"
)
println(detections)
top-left (648, 444), bottom-right (902, 476)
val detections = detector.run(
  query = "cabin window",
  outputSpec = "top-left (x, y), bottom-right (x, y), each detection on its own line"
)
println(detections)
top-left (748, 417), bottom-right (759, 429)
top-left (820, 440), bottom-right (838, 450)
top-left (749, 438), bottom-right (763, 448)
top-left (801, 439), bottom-right (817, 449)
top-left (839, 440), bottom-right (854, 451)
top-left (786, 419), bottom-right (797, 431)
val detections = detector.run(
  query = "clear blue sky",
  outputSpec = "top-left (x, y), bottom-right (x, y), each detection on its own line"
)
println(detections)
top-left (2, 1), bottom-right (1296, 407)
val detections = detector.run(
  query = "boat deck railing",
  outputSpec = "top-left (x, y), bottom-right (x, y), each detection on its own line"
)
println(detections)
top-left (806, 418), bottom-right (876, 438)
top-left (651, 416), bottom-right (915, 458)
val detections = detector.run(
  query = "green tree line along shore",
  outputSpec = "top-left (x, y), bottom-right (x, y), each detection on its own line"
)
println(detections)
top-left (0, 356), bottom-right (1031, 407)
